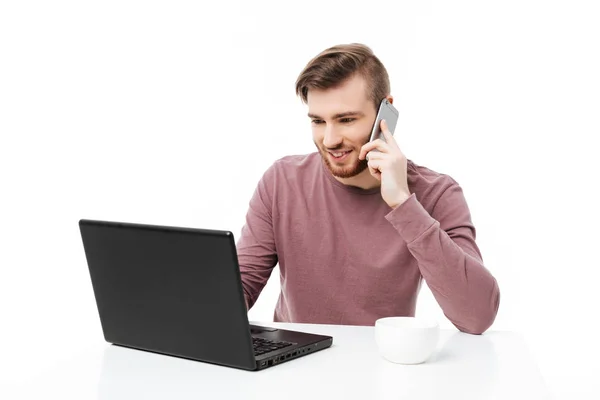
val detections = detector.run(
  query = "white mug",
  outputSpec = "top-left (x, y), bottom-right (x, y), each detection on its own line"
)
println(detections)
top-left (375, 316), bottom-right (440, 364)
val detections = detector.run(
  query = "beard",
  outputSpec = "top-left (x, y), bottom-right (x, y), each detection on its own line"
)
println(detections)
top-left (315, 139), bottom-right (370, 179)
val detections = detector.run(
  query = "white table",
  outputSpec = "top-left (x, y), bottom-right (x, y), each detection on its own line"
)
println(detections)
top-left (13, 322), bottom-right (551, 400)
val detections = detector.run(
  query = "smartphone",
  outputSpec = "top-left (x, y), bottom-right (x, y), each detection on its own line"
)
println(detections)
top-left (368, 98), bottom-right (399, 143)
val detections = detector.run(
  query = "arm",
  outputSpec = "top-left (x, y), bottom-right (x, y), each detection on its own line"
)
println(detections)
top-left (385, 182), bottom-right (500, 335)
top-left (236, 164), bottom-right (278, 310)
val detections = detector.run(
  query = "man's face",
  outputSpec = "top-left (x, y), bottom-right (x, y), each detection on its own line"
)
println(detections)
top-left (307, 74), bottom-right (377, 179)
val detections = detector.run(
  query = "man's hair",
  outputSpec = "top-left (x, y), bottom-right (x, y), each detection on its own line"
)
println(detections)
top-left (295, 43), bottom-right (390, 111)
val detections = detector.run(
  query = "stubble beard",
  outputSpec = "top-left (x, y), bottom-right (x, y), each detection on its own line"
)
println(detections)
top-left (317, 143), bottom-right (369, 179)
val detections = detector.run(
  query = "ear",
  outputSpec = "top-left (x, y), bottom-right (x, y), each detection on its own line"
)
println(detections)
top-left (386, 95), bottom-right (394, 104)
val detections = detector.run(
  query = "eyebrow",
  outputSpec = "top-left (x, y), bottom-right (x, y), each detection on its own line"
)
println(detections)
top-left (307, 111), bottom-right (365, 119)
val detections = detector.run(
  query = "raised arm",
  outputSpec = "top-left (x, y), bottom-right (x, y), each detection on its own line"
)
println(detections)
top-left (385, 182), bottom-right (500, 335)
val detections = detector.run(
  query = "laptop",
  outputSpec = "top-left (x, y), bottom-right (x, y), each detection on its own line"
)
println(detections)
top-left (79, 219), bottom-right (333, 371)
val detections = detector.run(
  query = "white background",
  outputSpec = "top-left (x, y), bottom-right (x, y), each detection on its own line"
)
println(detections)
top-left (1, 0), bottom-right (598, 398)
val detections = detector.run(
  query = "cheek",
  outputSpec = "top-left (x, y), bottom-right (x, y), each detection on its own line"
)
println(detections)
top-left (312, 127), bottom-right (324, 143)
top-left (348, 125), bottom-right (370, 144)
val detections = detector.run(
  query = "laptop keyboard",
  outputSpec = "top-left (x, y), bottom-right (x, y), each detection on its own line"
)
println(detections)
top-left (252, 337), bottom-right (295, 356)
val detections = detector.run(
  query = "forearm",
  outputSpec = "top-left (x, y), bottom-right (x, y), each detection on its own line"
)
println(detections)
top-left (406, 220), bottom-right (500, 334)
top-left (237, 222), bottom-right (277, 310)
top-left (386, 194), bottom-right (500, 335)
top-left (237, 164), bottom-right (280, 310)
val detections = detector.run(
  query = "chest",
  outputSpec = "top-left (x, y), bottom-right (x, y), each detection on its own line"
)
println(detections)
top-left (274, 192), bottom-right (412, 271)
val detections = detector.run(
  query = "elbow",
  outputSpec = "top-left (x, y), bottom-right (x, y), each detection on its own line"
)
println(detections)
top-left (454, 313), bottom-right (496, 335)
top-left (456, 320), bottom-right (492, 335)
top-left (456, 283), bottom-right (501, 335)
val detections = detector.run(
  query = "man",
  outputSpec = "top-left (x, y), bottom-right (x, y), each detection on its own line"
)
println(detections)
top-left (237, 43), bottom-right (500, 335)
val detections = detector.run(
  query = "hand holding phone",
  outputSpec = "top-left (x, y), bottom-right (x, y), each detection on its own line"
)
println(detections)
top-left (369, 98), bottom-right (399, 143)
top-left (366, 99), bottom-right (399, 160)
top-left (359, 99), bottom-right (411, 209)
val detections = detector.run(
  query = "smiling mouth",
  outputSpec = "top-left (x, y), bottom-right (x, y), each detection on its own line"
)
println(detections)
top-left (328, 150), bottom-right (352, 160)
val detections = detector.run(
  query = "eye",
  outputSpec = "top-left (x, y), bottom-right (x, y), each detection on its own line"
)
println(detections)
top-left (311, 120), bottom-right (324, 125)
top-left (340, 118), bottom-right (355, 123)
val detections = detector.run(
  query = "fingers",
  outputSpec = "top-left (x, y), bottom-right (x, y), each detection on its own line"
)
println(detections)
top-left (369, 167), bottom-right (382, 181)
top-left (380, 119), bottom-right (398, 149)
top-left (367, 158), bottom-right (385, 177)
top-left (365, 149), bottom-right (387, 161)
top-left (359, 138), bottom-right (390, 160)
top-left (360, 119), bottom-right (400, 160)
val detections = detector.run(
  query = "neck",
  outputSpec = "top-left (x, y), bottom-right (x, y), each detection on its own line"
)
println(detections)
top-left (334, 168), bottom-right (380, 191)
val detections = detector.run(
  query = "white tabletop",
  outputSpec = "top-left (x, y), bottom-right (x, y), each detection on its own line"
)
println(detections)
top-left (13, 322), bottom-right (551, 400)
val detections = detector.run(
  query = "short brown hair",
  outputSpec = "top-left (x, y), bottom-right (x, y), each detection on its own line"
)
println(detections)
top-left (295, 43), bottom-right (390, 111)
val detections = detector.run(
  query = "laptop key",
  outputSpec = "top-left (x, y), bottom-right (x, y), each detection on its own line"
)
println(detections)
top-left (252, 337), bottom-right (297, 356)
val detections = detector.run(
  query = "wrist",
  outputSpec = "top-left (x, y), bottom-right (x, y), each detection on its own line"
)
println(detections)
top-left (390, 192), bottom-right (411, 209)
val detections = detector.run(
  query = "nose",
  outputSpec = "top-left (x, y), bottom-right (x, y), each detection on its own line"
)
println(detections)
top-left (323, 125), bottom-right (343, 149)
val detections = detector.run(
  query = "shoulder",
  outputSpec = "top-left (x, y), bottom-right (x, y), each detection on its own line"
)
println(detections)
top-left (255, 152), bottom-right (320, 192)
top-left (407, 159), bottom-right (458, 187)
top-left (272, 152), bottom-right (320, 170)
top-left (263, 152), bottom-right (321, 180)
top-left (253, 153), bottom-right (320, 208)
top-left (407, 160), bottom-right (461, 210)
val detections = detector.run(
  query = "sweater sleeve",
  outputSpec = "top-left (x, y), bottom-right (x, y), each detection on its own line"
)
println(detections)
top-left (385, 181), bottom-right (500, 335)
top-left (236, 164), bottom-right (279, 310)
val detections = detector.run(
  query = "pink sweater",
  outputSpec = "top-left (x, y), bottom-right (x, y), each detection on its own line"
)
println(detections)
top-left (237, 152), bottom-right (500, 334)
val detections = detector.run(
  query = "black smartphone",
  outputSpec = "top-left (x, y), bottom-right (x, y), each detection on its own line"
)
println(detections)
top-left (368, 98), bottom-right (399, 143)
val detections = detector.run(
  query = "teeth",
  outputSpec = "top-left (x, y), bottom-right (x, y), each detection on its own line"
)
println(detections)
top-left (332, 151), bottom-right (347, 157)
